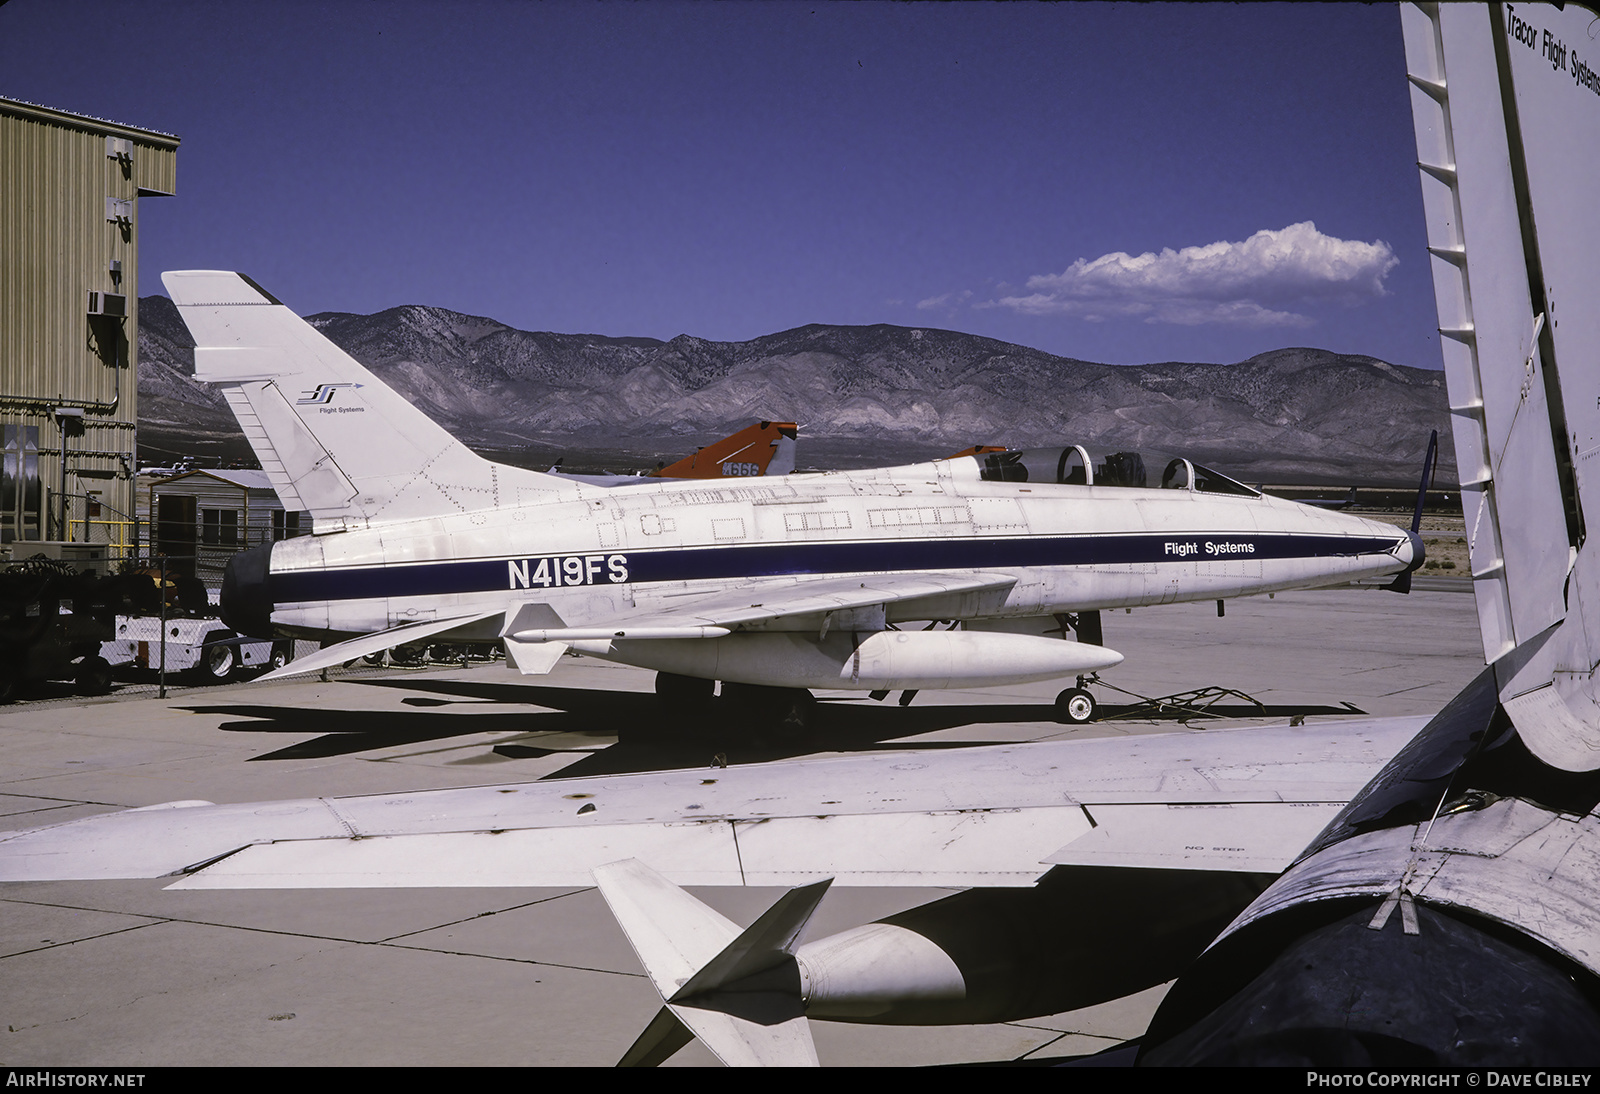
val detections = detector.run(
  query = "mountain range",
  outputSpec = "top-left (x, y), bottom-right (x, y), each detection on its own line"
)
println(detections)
top-left (135, 295), bottom-right (1453, 485)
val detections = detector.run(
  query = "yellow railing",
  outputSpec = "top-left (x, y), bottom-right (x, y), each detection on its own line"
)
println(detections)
top-left (66, 518), bottom-right (139, 558)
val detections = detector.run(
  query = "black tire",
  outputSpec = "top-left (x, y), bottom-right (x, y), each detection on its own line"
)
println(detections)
top-left (75, 655), bottom-right (113, 696)
top-left (194, 632), bottom-right (238, 684)
top-left (267, 643), bottom-right (292, 672)
top-left (1055, 687), bottom-right (1096, 724)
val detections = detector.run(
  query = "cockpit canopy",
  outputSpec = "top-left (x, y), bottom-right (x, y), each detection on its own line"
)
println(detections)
top-left (975, 446), bottom-right (1259, 497)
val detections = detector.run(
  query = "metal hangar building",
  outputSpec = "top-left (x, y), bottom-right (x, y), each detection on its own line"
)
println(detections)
top-left (0, 96), bottom-right (178, 558)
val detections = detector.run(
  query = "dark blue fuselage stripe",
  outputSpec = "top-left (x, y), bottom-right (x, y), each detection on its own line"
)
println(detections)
top-left (268, 533), bottom-right (1402, 605)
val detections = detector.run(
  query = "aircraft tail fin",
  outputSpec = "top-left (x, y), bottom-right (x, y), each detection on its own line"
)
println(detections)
top-left (594, 858), bottom-right (828, 1067)
top-left (161, 271), bottom-right (576, 532)
top-left (653, 420), bottom-right (797, 479)
top-left (1404, 2), bottom-right (1600, 770)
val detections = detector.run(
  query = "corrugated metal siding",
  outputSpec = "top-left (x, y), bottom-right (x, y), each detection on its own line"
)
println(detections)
top-left (150, 474), bottom-right (287, 584)
top-left (135, 145), bottom-right (178, 197)
top-left (0, 98), bottom-right (178, 547)
top-left (152, 474), bottom-right (285, 536)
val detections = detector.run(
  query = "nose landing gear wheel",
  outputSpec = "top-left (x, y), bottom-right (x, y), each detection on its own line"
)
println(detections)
top-left (1055, 687), bottom-right (1096, 724)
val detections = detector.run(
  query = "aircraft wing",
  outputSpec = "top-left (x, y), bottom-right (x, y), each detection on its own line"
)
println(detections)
top-left (267, 571), bottom-right (1022, 681)
top-left (507, 570), bottom-right (1020, 642)
top-left (0, 716), bottom-right (1425, 888)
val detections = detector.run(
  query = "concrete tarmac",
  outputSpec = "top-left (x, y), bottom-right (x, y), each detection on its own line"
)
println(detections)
top-left (0, 587), bottom-right (1484, 1067)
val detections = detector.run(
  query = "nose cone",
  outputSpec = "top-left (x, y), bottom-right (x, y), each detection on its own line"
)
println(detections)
top-left (1399, 528), bottom-right (1425, 574)
top-left (1081, 643), bottom-right (1126, 672)
top-left (1338, 509), bottom-right (1424, 574)
top-left (221, 542), bottom-right (275, 637)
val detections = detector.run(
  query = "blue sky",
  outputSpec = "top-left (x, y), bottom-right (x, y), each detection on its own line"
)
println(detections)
top-left (2, 1), bottom-right (1440, 368)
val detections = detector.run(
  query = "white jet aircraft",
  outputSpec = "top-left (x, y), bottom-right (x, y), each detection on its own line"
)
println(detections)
top-left (168, 267), bottom-right (1418, 728)
top-left (30, 3), bottom-right (1596, 1067)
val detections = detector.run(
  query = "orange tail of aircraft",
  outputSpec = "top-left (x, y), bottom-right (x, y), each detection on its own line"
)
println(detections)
top-left (653, 420), bottom-right (797, 479)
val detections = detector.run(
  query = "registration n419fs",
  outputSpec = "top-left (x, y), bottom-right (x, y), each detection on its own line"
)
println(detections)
top-left (177, 269), bottom-right (1420, 727)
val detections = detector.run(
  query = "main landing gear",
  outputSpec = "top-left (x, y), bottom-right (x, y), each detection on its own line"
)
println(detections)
top-left (1055, 674), bottom-right (1101, 724)
top-left (722, 682), bottom-right (816, 742)
top-left (651, 673), bottom-right (816, 745)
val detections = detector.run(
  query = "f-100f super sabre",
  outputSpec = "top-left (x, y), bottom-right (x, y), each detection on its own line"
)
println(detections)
top-left (9, 6), bottom-right (1595, 1068)
top-left (170, 269), bottom-right (1420, 726)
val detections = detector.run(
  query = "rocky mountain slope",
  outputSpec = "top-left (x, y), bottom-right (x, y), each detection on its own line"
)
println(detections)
top-left (135, 296), bottom-right (1452, 484)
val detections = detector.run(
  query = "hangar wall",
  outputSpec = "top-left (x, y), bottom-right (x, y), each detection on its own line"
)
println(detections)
top-left (0, 96), bottom-right (178, 555)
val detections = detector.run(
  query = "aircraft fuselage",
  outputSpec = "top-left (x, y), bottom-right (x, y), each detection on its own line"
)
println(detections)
top-left (237, 455), bottom-right (1416, 643)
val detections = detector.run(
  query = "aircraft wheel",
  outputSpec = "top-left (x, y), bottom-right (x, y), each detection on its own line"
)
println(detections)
top-left (194, 633), bottom-right (238, 684)
top-left (390, 645), bottom-right (424, 666)
top-left (267, 642), bottom-right (292, 672)
top-left (75, 655), bottom-right (113, 696)
top-left (1055, 687), bottom-right (1096, 724)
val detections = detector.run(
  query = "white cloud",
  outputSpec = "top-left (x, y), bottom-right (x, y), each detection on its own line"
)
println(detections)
top-left (987, 222), bottom-right (1397, 328)
top-left (916, 289), bottom-right (973, 311)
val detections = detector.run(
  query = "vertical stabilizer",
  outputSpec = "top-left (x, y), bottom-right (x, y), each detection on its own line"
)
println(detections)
top-left (653, 420), bottom-right (798, 479)
top-left (161, 271), bottom-right (577, 532)
top-left (1405, 3), bottom-right (1600, 770)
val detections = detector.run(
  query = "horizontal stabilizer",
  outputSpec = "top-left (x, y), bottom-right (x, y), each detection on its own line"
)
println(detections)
top-left (259, 609), bottom-right (505, 681)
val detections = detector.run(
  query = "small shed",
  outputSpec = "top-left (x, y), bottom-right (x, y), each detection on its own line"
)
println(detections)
top-left (149, 469), bottom-right (307, 584)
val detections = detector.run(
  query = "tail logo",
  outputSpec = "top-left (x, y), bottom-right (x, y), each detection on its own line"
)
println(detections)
top-left (297, 383), bottom-right (363, 405)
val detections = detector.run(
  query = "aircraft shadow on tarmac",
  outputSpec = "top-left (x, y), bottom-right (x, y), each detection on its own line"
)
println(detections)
top-left (179, 677), bottom-right (1364, 777)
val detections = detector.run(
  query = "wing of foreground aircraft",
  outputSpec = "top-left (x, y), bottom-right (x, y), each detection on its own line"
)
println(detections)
top-left (0, 715), bottom-right (1423, 1064)
top-left (0, 718), bottom-right (1421, 886)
